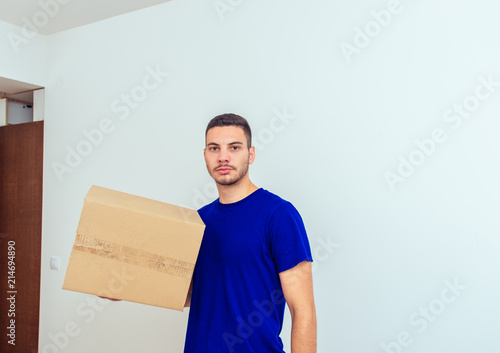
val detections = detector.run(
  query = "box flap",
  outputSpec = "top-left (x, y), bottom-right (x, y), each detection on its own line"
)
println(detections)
top-left (85, 185), bottom-right (204, 226)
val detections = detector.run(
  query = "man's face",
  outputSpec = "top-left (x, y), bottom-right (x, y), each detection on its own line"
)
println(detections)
top-left (204, 126), bottom-right (255, 186)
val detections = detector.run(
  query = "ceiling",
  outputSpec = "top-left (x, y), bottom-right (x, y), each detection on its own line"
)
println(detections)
top-left (0, 0), bottom-right (173, 35)
top-left (0, 0), bottom-right (173, 102)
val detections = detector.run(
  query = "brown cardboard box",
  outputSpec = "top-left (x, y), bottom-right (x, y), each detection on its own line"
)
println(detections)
top-left (62, 185), bottom-right (205, 311)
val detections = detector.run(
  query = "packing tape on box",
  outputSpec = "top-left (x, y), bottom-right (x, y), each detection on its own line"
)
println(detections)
top-left (73, 234), bottom-right (193, 278)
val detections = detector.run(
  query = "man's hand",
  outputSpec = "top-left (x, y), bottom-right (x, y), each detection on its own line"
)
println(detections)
top-left (98, 296), bottom-right (121, 301)
top-left (279, 261), bottom-right (317, 353)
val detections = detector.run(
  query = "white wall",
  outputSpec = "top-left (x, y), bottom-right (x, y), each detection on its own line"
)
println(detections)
top-left (7, 100), bottom-right (33, 124)
top-left (0, 19), bottom-right (47, 85)
top-left (39, 0), bottom-right (500, 352)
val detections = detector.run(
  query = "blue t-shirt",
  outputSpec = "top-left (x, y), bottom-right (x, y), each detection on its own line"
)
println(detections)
top-left (184, 188), bottom-right (313, 353)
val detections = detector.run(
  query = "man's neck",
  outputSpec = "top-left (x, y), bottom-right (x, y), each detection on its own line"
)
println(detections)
top-left (217, 178), bottom-right (259, 204)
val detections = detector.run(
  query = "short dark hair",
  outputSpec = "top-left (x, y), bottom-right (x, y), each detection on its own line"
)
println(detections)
top-left (205, 113), bottom-right (252, 148)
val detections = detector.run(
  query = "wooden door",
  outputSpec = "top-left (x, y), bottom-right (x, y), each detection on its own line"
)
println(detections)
top-left (0, 121), bottom-right (43, 352)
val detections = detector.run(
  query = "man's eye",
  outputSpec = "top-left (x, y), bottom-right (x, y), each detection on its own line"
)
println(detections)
top-left (210, 147), bottom-right (219, 151)
top-left (231, 146), bottom-right (240, 150)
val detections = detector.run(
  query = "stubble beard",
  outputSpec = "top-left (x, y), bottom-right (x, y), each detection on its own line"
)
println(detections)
top-left (210, 160), bottom-right (249, 186)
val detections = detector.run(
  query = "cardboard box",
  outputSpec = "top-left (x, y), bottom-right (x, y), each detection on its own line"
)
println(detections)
top-left (62, 185), bottom-right (205, 311)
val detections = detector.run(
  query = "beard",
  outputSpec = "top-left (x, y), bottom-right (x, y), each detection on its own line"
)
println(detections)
top-left (209, 160), bottom-right (249, 186)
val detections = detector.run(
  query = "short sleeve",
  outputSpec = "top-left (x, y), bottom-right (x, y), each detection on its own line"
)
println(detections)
top-left (268, 202), bottom-right (313, 273)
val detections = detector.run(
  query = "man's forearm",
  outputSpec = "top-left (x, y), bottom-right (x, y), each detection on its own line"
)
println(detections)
top-left (291, 311), bottom-right (317, 353)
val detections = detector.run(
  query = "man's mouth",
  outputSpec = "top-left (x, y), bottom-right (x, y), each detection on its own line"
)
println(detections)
top-left (216, 166), bottom-right (233, 175)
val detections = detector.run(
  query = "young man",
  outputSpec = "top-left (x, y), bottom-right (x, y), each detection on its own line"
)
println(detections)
top-left (184, 114), bottom-right (317, 353)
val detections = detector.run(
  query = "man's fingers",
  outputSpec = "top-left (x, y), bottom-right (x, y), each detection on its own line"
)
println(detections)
top-left (98, 296), bottom-right (122, 301)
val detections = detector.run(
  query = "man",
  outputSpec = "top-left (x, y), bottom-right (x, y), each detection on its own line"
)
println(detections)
top-left (184, 114), bottom-right (317, 353)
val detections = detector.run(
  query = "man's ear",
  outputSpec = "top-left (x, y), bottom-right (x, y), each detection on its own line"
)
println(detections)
top-left (249, 146), bottom-right (256, 165)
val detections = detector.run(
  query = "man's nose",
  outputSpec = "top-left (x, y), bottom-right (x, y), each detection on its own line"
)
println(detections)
top-left (218, 149), bottom-right (230, 163)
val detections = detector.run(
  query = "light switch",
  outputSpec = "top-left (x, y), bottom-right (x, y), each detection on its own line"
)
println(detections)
top-left (50, 256), bottom-right (60, 270)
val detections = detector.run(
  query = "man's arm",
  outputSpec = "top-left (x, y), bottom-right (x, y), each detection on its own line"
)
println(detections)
top-left (184, 277), bottom-right (193, 307)
top-left (279, 260), bottom-right (317, 353)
